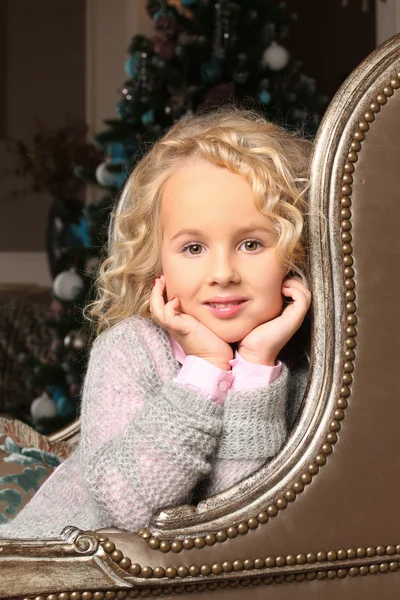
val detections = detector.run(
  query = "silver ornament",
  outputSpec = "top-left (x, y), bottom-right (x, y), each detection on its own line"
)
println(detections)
top-left (53, 269), bottom-right (84, 302)
top-left (31, 392), bottom-right (57, 421)
top-left (262, 41), bottom-right (290, 71)
top-left (64, 329), bottom-right (87, 351)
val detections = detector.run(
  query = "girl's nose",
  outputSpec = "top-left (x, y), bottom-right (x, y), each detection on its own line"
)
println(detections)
top-left (208, 252), bottom-right (241, 285)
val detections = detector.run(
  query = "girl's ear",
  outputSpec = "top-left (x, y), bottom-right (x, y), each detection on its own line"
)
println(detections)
top-left (162, 279), bottom-right (168, 303)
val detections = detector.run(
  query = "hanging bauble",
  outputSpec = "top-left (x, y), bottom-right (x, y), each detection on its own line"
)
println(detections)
top-left (201, 57), bottom-right (222, 85)
top-left (141, 109), bottom-right (155, 126)
top-left (124, 52), bottom-right (141, 79)
top-left (262, 41), bottom-right (290, 71)
top-left (64, 329), bottom-right (87, 351)
top-left (31, 392), bottom-right (57, 421)
top-left (53, 269), bottom-right (85, 302)
top-left (47, 385), bottom-right (75, 418)
top-left (258, 90), bottom-right (272, 105)
top-left (67, 216), bottom-right (91, 248)
top-left (96, 160), bottom-right (127, 188)
top-left (55, 394), bottom-right (75, 418)
top-left (107, 142), bottom-right (127, 162)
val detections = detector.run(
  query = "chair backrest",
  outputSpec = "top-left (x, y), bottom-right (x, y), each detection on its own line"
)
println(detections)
top-left (143, 32), bottom-right (400, 536)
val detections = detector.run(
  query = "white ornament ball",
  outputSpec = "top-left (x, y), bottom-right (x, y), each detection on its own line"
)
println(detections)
top-left (31, 392), bottom-right (57, 421)
top-left (53, 269), bottom-right (84, 301)
top-left (96, 160), bottom-right (124, 188)
top-left (262, 41), bottom-right (290, 71)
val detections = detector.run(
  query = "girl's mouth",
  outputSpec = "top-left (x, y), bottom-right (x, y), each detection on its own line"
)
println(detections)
top-left (204, 300), bottom-right (248, 319)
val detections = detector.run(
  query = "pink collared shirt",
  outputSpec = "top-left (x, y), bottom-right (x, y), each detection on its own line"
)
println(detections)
top-left (169, 335), bottom-right (282, 406)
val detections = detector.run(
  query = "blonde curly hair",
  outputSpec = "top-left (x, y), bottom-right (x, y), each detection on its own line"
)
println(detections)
top-left (87, 107), bottom-right (312, 335)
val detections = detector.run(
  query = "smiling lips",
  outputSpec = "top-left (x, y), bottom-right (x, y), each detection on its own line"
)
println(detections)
top-left (203, 297), bottom-right (248, 319)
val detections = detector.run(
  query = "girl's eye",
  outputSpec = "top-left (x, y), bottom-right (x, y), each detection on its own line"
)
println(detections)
top-left (183, 243), bottom-right (204, 255)
top-left (240, 239), bottom-right (263, 252)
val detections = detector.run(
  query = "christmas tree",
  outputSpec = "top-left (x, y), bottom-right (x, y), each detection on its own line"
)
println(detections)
top-left (94, 0), bottom-right (327, 189)
top-left (16, 0), bottom-right (327, 433)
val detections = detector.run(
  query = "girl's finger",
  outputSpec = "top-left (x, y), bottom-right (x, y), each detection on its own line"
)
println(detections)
top-left (283, 282), bottom-right (311, 301)
top-left (283, 275), bottom-right (303, 282)
top-left (282, 284), bottom-right (311, 310)
top-left (163, 296), bottom-right (193, 337)
top-left (283, 279), bottom-right (311, 297)
top-left (149, 278), bottom-right (166, 321)
top-left (283, 277), bottom-right (309, 290)
top-left (163, 296), bottom-right (181, 327)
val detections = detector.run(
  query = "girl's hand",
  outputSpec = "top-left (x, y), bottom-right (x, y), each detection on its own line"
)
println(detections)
top-left (238, 277), bottom-right (311, 366)
top-left (150, 276), bottom-right (233, 370)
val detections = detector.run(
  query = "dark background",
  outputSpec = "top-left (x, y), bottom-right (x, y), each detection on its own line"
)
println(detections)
top-left (285, 0), bottom-right (376, 99)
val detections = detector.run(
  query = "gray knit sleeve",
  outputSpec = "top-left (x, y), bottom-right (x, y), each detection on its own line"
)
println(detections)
top-left (286, 363), bottom-right (309, 429)
top-left (79, 320), bottom-right (223, 532)
top-left (217, 364), bottom-right (289, 460)
top-left (205, 365), bottom-right (290, 496)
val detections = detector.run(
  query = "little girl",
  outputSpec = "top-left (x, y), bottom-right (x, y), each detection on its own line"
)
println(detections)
top-left (0, 107), bottom-right (311, 539)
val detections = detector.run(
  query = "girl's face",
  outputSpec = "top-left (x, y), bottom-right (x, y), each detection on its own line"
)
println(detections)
top-left (160, 158), bottom-right (286, 344)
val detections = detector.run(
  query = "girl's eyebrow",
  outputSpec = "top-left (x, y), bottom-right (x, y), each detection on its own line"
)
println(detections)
top-left (236, 225), bottom-right (275, 237)
top-left (170, 228), bottom-right (203, 242)
top-left (170, 225), bottom-right (274, 242)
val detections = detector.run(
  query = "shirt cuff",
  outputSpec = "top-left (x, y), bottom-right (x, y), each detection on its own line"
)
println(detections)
top-left (174, 355), bottom-right (234, 406)
top-left (229, 350), bottom-right (282, 390)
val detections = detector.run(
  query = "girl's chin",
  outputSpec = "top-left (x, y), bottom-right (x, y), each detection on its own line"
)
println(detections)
top-left (210, 325), bottom-right (254, 345)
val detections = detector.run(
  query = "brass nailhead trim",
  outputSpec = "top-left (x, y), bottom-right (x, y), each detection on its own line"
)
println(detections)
top-left (21, 558), bottom-right (400, 598)
top-left (100, 75), bottom-right (400, 563)
top-left (97, 535), bottom-right (400, 586)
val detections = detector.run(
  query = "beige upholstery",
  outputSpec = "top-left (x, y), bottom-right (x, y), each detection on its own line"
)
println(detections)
top-left (1, 33), bottom-right (400, 599)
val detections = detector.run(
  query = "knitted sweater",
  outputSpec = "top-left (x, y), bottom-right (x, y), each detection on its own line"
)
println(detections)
top-left (0, 315), bottom-right (307, 539)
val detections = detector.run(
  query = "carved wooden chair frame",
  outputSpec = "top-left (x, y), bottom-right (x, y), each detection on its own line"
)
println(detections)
top-left (1, 33), bottom-right (400, 600)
